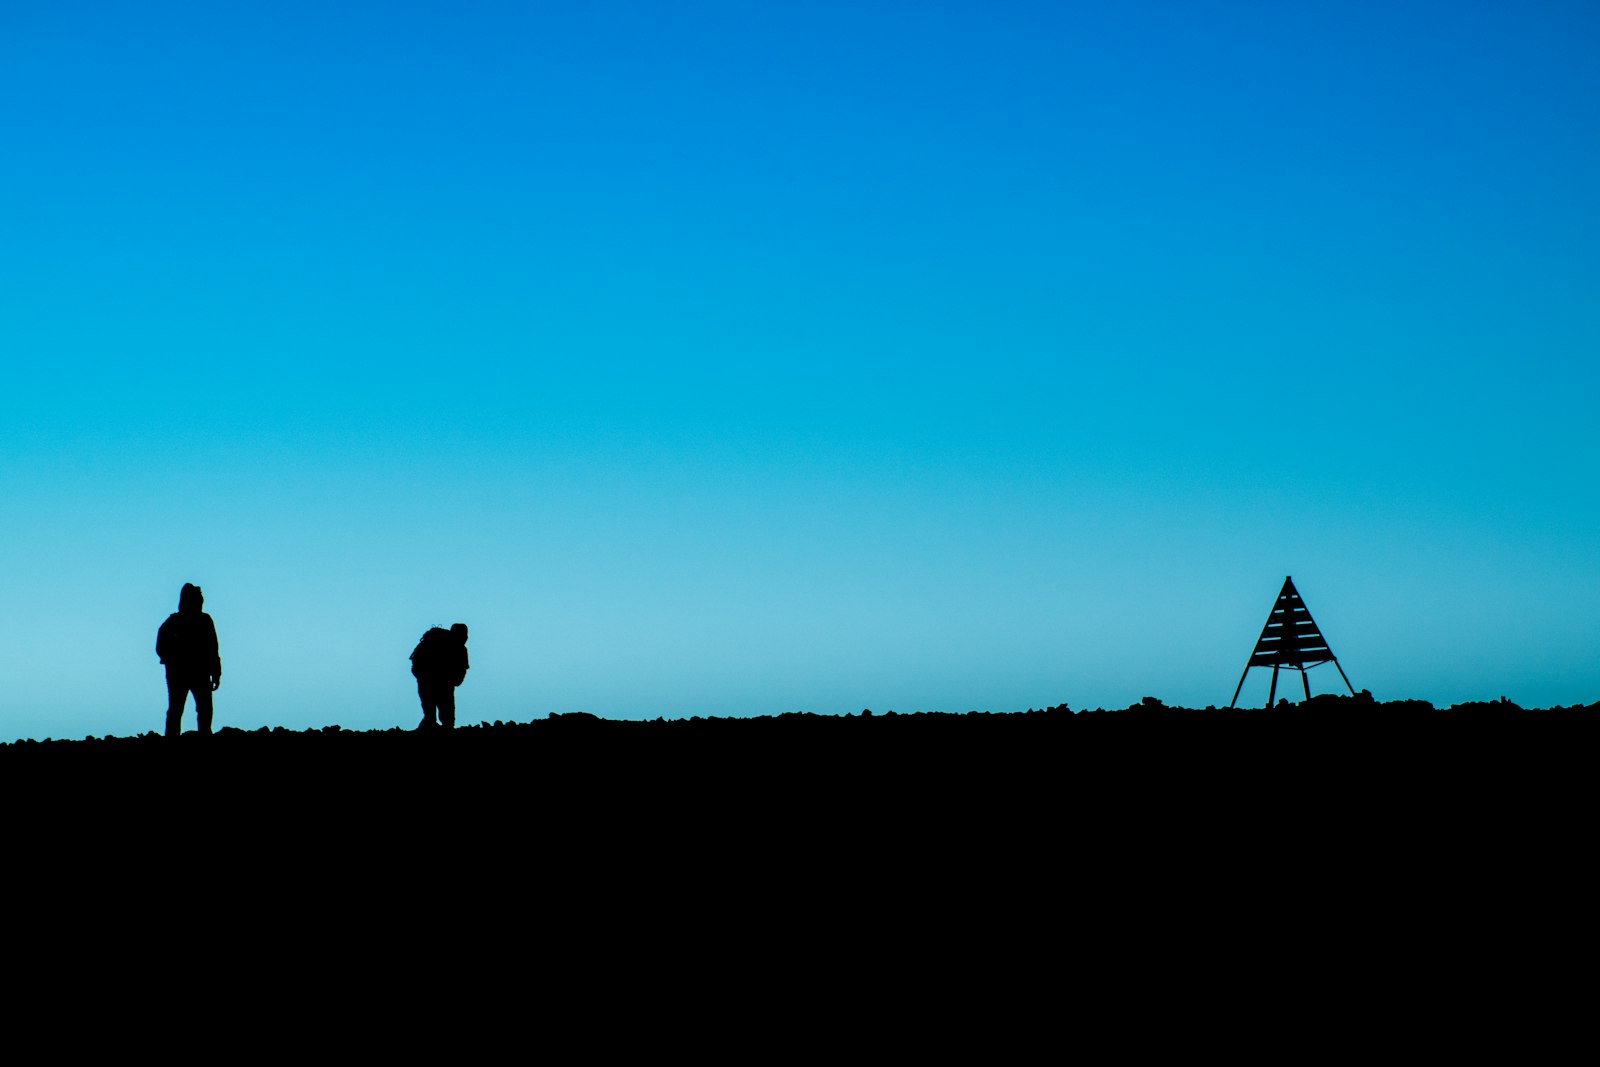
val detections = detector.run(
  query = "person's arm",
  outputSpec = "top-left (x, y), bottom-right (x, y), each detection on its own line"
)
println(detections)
top-left (208, 617), bottom-right (222, 691)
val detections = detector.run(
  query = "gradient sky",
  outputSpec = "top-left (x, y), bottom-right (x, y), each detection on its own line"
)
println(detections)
top-left (3, 1), bottom-right (1597, 740)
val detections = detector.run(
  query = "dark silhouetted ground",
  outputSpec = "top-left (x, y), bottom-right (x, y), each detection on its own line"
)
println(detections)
top-left (8, 693), bottom-right (1594, 859)
top-left (7, 692), bottom-right (1593, 1025)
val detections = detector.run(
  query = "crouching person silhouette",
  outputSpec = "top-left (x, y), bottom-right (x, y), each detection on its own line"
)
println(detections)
top-left (411, 623), bottom-right (469, 730)
top-left (156, 583), bottom-right (222, 738)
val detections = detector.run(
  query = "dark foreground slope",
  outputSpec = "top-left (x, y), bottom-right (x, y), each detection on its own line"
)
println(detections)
top-left (8, 693), bottom-right (1596, 846)
top-left (5, 694), bottom-right (1595, 1037)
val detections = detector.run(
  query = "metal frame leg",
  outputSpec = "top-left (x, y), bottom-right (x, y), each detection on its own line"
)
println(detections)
top-left (1230, 664), bottom-right (1252, 708)
top-left (1332, 657), bottom-right (1356, 695)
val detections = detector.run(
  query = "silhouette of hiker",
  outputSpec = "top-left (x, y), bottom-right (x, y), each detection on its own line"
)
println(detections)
top-left (156, 583), bottom-right (221, 738)
top-left (411, 623), bottom-right (469, 730)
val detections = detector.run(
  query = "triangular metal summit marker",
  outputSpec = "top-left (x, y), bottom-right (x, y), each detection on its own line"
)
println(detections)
top-left (1229, 576), bottom-right (1355, 708)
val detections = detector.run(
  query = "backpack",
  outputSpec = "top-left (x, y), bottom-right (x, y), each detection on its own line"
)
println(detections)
top-left (410, 627), bottom-right (452, 678)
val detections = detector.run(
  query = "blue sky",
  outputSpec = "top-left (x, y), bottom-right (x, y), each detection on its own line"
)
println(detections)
top-left (3, 1), bottom-right (1597, 740)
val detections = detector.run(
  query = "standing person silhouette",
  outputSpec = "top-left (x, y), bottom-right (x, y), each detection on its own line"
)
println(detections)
top-left (156, 583), bottom-right (222, 738)
top-left (411, 623), bottom-right (469, 730)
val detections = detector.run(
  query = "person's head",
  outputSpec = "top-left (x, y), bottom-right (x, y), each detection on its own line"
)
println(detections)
top-left (179, 583), bottom-right (204, 613)
top-left (451, 623), bottom-right (468, 644)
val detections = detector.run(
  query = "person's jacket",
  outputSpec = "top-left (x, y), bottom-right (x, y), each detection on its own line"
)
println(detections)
top-left (411, 631), bottom-right (468, 687)
top-left (157, 610), bottom-right (221, 680)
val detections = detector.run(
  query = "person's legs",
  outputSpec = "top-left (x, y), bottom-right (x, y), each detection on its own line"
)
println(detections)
top-left (165, 669), bottom-right (188, 738)
top-left (192, 679), bottom-right (214, 736)
top-left (438, 685), bottom-right (456, 730)
top-left (417, 680), bottom-right (439, 728)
